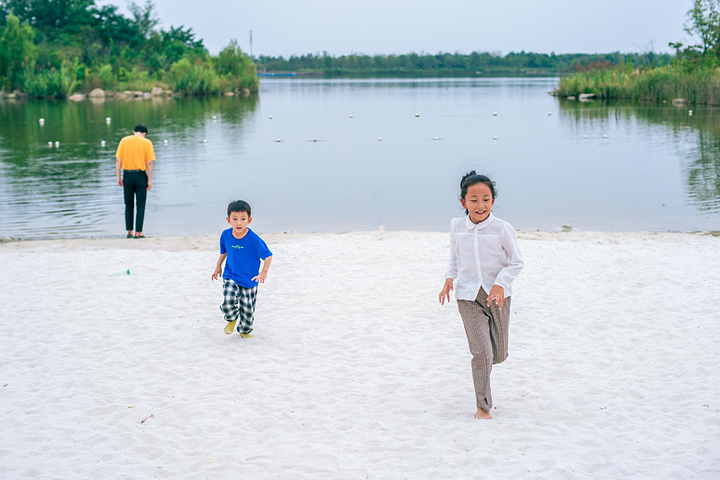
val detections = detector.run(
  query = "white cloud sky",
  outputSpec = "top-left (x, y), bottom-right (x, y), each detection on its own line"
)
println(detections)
top-left (100, 0), bottom-right (693, 57)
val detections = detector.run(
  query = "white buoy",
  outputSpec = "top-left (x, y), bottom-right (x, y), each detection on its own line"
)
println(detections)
top-left (378, 137), bottom-right (382, 141)
top-left (55, 141), bottom-right (60, 147)
top-left (689, 110), bottom-right (693, 116)
top-left (101, 140), bottom-right (106, 146)
top-left (493, 112), bottom-right (498, 116)
top-left (39, 118), bottom-right (45, 125)
top-left (414, 113), bottom-right (419, 117)
top-left (48, 141), bottom-right (53, 147)
top-left (349, 114), bottom-right (354, 118)
top-left (105, 117), bottom-right (111, 124)
top-left (275, 138), bottom-right (281, 143)
top-left (269, 115), bottom-right (273, 120)
top-left (434, 136), bottom-right (439, 140)
top-left (493, 136), bottom-right (498, 140)
top-left (548, 112), bottom-right (552, 116)
top-left (603, 134), bottom-right (608, 139)
top-left (584, 135), bottom-right (588, 139)
top-left (164, 139), bottom-right (168, 145)
top-left (202, 139), bottom-right (207, 144)
top-left (212, 115), bottom-right (217, 120)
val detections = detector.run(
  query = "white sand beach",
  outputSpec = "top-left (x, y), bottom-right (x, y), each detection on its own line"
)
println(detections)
top-left (1, 230), bottom-right (719, 479)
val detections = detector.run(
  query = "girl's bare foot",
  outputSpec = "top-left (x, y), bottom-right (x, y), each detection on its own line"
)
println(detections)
top-left (475, 408), bottom-right (492, 420)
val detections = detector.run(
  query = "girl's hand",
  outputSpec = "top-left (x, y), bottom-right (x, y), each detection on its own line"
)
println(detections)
top-left (487, 285), bottom-right (505, 309)
top-left (439, 278), bottom-right (454, 305)
top-left (252, 271), bottom-right (268, 283)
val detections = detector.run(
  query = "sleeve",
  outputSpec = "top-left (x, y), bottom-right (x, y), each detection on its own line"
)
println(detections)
top-left (444, 220), bottom-right (458, 280)
top-left (219, 233), bottom-right (227, 255)
top-left (146, 140), bottom-right (156, 162)
top-left (493, 223), bottom-right (524, 291)
top-left (257, 237), bottom-right (272, 260)
top-left (115, 138), bottom-right (125, 159)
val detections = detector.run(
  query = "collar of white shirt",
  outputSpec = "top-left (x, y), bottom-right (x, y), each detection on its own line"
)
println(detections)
top-left (464, 213), bottom-right (495, 231)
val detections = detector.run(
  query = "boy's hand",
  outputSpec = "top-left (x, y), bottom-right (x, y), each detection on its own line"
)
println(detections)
top-left (487, 285), bottom-right (505, 309)
top-left (211, 267), bottom-right (222, 281)
top-left (439, 278), bottom-right (454, 305)
top-left (252, 271), bottom-right (268, 283)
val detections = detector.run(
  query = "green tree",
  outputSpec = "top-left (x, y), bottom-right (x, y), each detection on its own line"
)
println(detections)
top-left (0, 13), bottom-right (35, 91)
top-left (684, 0), bottom-right (720, 65)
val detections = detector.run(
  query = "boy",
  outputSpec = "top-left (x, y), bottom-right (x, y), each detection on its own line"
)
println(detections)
top-left (211, 200), bottom-right (273, 337)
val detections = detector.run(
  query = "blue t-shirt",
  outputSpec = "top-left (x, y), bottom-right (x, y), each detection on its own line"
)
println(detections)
top-left (220, 228), bottom-right (272, 287)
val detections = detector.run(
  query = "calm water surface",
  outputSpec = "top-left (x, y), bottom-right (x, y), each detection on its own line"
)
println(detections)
top-left (1, 77), bottom-right (719, 239)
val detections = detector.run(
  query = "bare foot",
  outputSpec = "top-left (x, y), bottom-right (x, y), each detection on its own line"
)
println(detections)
top-left (474, 408), bottom-right (492, 420)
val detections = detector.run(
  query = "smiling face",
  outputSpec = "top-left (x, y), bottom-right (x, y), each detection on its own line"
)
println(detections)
top-left (461, 182), bottom-right (495, 224)
top-left (226, 210), bottom-right (252, 238)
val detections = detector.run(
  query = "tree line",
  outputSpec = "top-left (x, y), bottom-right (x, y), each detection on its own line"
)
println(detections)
top-left (0, 0), bottom-right (258, 98)
top-left (256, 51), bottom-right (672, 77)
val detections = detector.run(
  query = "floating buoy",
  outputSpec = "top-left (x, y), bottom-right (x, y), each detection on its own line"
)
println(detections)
top-left (548, 112), bottom-right (552, 116)
top-left (202, 139), bottom-right (207, 144)
top-left (378, 137), bottom-right (382, 141)
top-left (689, 110), bottom-right (693, 116)
top-left (583, 135), bottom-right (588, 139)
top-left (493, 112), bottom-right (497, 116)
top-left (603, 134), bottom-right (608, 139)
top-left (105, 117), bottom-right (111, 124)
top-left (493, 136), bottom-right (498, 140)
top-left (269, 115), bottom-right (273, 120)
top-left (48, 141), bottom-right (53, 147)
top-left (414, 113), bottom-right (419, 117)
top-left (349, 114), bottom-right (353, 118)
top-left (55, 141), bottom-right (60, 147)
top-left (101, 140), bottom-right (106, 146)
top-left (212, 115), bottom-right (217, 120)
top-left (313, 139), bottom-right (318, 142)
top-left (275, 138), bottom-right (281, 143)
top-left (164, 139), bottom-right (168, 145)
top-left (434, 136), bottom-right (439, 140)
top-left (39, 118), bottom-right (45, 125)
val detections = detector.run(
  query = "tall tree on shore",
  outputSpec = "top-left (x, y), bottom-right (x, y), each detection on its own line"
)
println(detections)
top-left (0, 13), bottom-right (34, 90)
top-left (684, 0), bottom-right (720, 65)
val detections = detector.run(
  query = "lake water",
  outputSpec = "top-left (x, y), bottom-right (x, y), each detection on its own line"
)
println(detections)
top-left (1, 77), bottom-right (719, 239)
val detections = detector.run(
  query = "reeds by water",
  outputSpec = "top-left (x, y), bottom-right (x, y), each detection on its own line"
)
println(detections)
top-left (557, 66), bottom-right (720, 105)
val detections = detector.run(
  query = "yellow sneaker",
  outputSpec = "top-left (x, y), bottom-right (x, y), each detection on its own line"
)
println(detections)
top-left (239, 333), bottom-right (254, 339)
top-left (224, 320), bottom-right (237, 335)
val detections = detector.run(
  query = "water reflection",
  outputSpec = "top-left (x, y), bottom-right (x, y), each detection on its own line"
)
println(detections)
top-left (0, 96), bottom-right (258, 238)
top-left (2, 79), bottom-right (720, 239)
top-left (558, 100), bottom-right (720, 217)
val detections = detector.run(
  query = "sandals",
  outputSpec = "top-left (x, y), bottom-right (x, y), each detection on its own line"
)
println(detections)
top-left (134, 232), bottom-right (145, 238)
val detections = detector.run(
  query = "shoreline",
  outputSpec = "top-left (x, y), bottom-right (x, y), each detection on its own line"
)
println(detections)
top-left (2, 227), bottom-right (719, 244)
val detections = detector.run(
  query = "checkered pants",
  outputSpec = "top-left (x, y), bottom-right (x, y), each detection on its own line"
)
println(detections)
top-left (220, 279), bottom-right (258, 334)
top-left (457, 288), bottom-right (511, 412)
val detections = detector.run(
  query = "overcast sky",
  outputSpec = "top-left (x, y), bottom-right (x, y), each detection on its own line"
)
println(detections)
top-left (99, 0), bottom-right (693, 57)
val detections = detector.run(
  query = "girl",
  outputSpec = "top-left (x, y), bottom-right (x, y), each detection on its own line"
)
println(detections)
top-left (439, 171), bottom-right (524, 420)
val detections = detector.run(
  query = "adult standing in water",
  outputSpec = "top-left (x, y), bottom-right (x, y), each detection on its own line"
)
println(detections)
top-left (115, 124), bottom-right (155, 238)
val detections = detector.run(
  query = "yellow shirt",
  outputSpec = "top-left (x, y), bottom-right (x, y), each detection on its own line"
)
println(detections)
top-left (116, 135), bottom-right (156, 171)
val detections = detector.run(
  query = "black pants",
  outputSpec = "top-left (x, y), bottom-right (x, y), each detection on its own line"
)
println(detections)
top-left (123, 171), bottom-right (148, 232)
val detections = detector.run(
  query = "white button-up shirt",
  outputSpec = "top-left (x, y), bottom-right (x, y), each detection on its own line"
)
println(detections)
top-left (444, 214), bottom-right (524, 301)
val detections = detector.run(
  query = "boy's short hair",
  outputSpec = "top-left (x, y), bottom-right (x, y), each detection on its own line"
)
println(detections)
top-left (227, 200), bottom-right (252, 217)
top-left (133, 124), bottom-right (148, 134)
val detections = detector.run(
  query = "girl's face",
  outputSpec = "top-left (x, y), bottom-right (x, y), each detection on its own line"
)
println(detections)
top-left (461, 182), bottom-right (495, 224)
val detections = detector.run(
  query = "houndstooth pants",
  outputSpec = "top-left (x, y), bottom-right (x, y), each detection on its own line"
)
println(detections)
top-left (221, 278), bottom-right (258, 334)
top-left (457, 288), bottom-right (511, 412)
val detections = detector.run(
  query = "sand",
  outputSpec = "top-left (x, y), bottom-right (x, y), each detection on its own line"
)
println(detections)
top-left (1, 230), bottom-right (719, 479)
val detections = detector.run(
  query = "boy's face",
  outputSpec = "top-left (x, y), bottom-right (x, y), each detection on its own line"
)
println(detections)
top-left (226, 211), bottom-right (252, 237)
